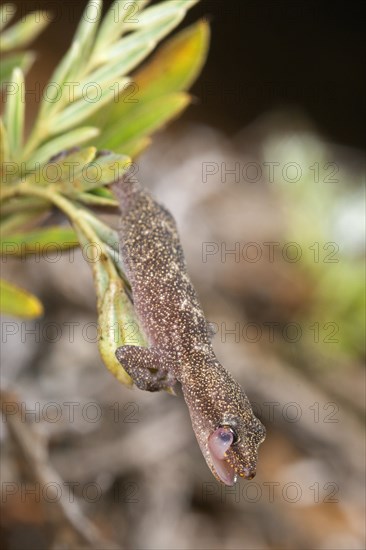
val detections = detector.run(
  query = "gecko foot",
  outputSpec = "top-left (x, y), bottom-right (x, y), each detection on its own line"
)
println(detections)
top-left (115, 346), bottom-right (177, 392)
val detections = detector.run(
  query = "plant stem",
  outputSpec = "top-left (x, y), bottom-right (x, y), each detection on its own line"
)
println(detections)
top-left (0, 182), bottom-right (119, 280)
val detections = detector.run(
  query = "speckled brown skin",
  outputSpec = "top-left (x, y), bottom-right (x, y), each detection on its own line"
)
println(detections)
top-left (113, 173), bottom-right (266, 483)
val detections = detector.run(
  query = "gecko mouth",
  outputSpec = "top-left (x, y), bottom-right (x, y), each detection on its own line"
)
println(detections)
top-left (208, 427), bottom-right (237, 486)
top-left (208, 427), bottom-right (256, 485)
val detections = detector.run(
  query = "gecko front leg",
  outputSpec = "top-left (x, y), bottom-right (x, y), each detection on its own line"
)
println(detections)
top-left (115, 346), bottom-right (177, 392)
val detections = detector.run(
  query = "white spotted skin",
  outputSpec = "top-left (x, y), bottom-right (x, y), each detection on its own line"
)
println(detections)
top-left (113, 174), bottom-right (266, 483)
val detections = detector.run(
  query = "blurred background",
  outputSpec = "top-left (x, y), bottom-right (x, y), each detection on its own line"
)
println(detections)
top-left (1, 1), bottom-right (365, 549)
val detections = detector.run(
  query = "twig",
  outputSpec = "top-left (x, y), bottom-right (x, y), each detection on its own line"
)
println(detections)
top-left (1, 389), bottom-right (121, 550)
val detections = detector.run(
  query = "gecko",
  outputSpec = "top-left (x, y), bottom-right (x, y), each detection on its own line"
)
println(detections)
top-left (112, 171), bottom-right (266, 486)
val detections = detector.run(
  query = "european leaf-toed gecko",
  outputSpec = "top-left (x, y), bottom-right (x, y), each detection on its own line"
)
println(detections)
top-left (113, 171), bottom-right (266, 485)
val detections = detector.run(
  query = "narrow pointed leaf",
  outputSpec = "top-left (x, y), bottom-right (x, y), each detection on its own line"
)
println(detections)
top-left (74, 226), bottom-right (145, 388)
top-left (0, 117), bottom-right (10, 165)
top-left (84, 153), bottom-right (131, 186)
top-left (133, 20), bottom-right (210, 101)
top-left (4, 68), bottom-right (25, 157)
top-left (93, 0), bottom-right (150, 54)
top-left (0, 196), bottom-right (48, 215)
top-left (74, 228), bottom-right (110, 299)
top-left (88, 20), bottom-right (209, 155)
top-left (96, 92), bottom-right (190, 151)
top-left (125, 0), bottom-right (198, 31)
top-left (38, 42), bottom-right (81, 116)
top-left (115, 135), bottom-right (151, 158)
top-left (77, 192), bottom-right (119, 208)
top-left (1, 226), bottom-right (79, 256)
top-left (0, 11), bottom-right (51, 52)
top-left (98, 277), bottom-right (147, 386)
top-left (52, 80), bottom-right (129, 134)
top-left (80, 210), bottom-right (120, 250)
top-left (101, 15), bottom-right (186, 65)
top-left (71, 0), bottom-right (102, 75)
top-left (0, 52), bottom-right (35, 86)
top-left (52, 151), bottom-right (131, 194)
top-left (37, 147), bottom-right (97, 186)
top-left (25, 127), bottom-right (100, 169)
top-left (89, 187), bottom-right (115, 198)
top-left (79, 44), bottom-right (152, 92)
top-left (0, 279), bottom-right (44, 319)
top-left (0, 210), bottom-right (51, 236)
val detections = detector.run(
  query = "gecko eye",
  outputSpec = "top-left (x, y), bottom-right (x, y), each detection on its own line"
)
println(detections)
top-left (219, 424), bottom-right (239, 445)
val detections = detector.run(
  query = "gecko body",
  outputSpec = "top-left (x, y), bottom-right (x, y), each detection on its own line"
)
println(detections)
top-left (113, 173), bottom-right (265, 485)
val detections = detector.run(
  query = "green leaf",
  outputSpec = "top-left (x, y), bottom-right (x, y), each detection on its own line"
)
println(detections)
top-left (0, 196), bottom-right (48, 215)
top-left (52, 79), bottom-right (130, 134)
top-left (25, 127), bottom-right (100, 169)
top-left (100, 14), bottom-right (187, 66)
top-left (68, 156), bottom-right (131, 193)
top-left (89, 20), bottom-right (209, 154)
top-left (35, 146), bottom-right (97, 186)
top-left (72, 0), bottom-right (102, 73)
top-left (18, 0), bottom-right (202, 164)
top-left (4, 68), bottom-right (25, 158)
top-left (96, 271), bottom-right (148, 387)
top-left (89, 186), bottom-right (115, 198)
top-left (1, 226), bottom-right (79, 256)
top-left (0, 51), bottom-right (35, 86)
top-left (80, 210), bottom-right (119, 250)
top-left (0, 117), bottom-right (10, 165)
top-left (93, 0), bottom-right (150, 54)
top-left (0, 278), bottom-right (43, 319)
top-left (0, 11), bottom-right (51, 52)
top-left (38, 42), bottom-right (81, 117)
top-left (94, 250), bottom-right (175, 393)
top-left (27, 146), bottom-right (97, 186)
top-left (98, 277), bottom-right (145, 387)
top-left (96, 92), bottom-right (190, 151)
top-left (128, 0), bottom-right (199, 31)
top-left (77, 192), bottom-right (119, 208)
top-left (79, 43), bottom-right (152, 92)
top-left (25, 147), bottom-right (131, 195)
top-left (133, 20), bottom-right (210, 101)
top-left (82, 152), bottom-right (131, 186)
top-left (94, 0), bottom-right (199, 61)
top-left (116, 135), bottom-right (151, 158)
top-left (0, 210), bottom-right (51, 236)
top-left (42, 148), bottom-right (131, 194)
top-left (73, 224), bottom-right (145, 387)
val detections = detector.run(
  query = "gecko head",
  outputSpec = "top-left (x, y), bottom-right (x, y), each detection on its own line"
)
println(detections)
top-left (183, 366), bottom-right (266, 486)
top-left (206, 414), bottom-right (266, 486)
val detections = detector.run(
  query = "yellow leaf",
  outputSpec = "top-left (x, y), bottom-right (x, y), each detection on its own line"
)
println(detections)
top-left (134, 19), bottom-right (210, 101)
top-left (0, 278), bottom-right (43, 319)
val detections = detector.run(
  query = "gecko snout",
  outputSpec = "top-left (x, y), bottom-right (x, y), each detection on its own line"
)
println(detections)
top-left (241, 466), bottom-right (256, 480)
